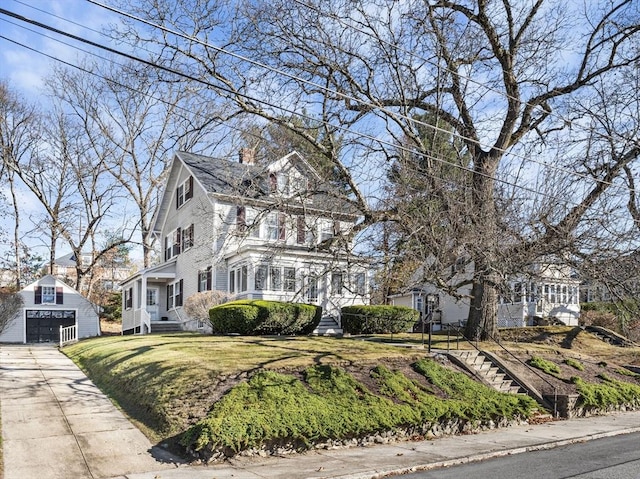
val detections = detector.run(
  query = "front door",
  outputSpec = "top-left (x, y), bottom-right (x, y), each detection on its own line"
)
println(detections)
top-left (147, 288), bottom-right (160, 321)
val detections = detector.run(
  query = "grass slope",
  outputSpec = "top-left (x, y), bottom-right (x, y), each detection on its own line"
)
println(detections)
top-left (181, 360), bottom-right (536, 456)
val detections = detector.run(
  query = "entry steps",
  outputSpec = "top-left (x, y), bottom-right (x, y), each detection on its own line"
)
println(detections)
top-left (313, 316), bottom-right (343, 336)
top-left (448, 349), bottom-right (526, 394)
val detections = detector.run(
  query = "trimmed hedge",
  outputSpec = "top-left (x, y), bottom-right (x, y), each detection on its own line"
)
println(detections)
top-left (209, 300), bottom-right (321, 335)
top-left (341, 305), bottom-right (419, 334)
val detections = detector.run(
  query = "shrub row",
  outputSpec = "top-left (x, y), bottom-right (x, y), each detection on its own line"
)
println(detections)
top-left (341, 305), bottom-right (419, 334)
top-left (209, 300), bottom-right (321, 335)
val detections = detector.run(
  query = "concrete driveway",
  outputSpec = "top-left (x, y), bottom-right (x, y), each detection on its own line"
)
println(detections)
top-left (0, 344), bottom-right (173, 479)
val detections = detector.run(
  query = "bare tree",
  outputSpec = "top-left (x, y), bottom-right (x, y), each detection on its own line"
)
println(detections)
top-left (0, 81), bottom-right (40, 289)
top-left (109, 0), bottom-right (640, 339)
top-left (184, 290), bottom-right (234, 328)
top-left (0, 291), bottom-right (23, 334)
top-left (47, 60), bottom-right (230, 267)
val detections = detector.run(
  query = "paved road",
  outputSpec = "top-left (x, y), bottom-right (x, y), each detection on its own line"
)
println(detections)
top-left (402, 431), bottom-right (640, 478)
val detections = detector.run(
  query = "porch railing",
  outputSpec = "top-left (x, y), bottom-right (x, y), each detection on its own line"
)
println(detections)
top-left (59, 325), bottom-right (78, 348)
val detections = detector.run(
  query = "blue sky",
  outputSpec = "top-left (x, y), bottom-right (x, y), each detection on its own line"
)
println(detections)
top-left (1, 1), bottom-right (131, 263)
top-left (1, 0), bottom-right (120, 96)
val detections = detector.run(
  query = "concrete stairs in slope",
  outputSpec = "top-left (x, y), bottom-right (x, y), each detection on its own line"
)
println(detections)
top-left (448, 349), bottom-right (526, 394)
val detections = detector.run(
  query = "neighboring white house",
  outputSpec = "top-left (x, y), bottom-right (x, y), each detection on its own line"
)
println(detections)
top-left (0, 275), bottom-right (100, 343)
top-left (389, 261), bottom-right (580, 329)
top-left (121, 150), bottom-right (370, 335)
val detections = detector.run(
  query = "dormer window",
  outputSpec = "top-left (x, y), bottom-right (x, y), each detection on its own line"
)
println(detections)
top-left (269, 172), bottom-right (290, 195)
top-left (176, 176), bottom-right (193, 208)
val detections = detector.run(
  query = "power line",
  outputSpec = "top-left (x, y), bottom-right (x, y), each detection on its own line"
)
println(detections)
top-left (87, 0), bottom-right (638, 198)
top-left (0, 5), bottom-right (637, 218)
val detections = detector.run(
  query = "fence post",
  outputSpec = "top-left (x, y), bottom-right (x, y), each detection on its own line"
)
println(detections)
top-left (59, 325), bottom-right (63, 348)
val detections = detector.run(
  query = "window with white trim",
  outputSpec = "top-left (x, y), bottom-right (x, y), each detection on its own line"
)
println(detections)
top-left (255, 265), bottom-right (268, 290)
top-left (229, 265), bottom-right (248, 293)
top-left (182, 224), bottom-right (194, 251)
top-left (307, 275), bottom-right (319, 303)
top-left (176, 176), bottom-right (193, 208)
top-left (166, 279), bottom-right (183, 309)
top-left (331, 272), bottom-right (343, 295)
top-left (41, 286), bottom-right (56, 304)
top-left (270, 266), bottom-right (282, 290)
top-left (284, 267), bottom-right (296, 292)
top-left (353, 272), bottom-right (366, 295)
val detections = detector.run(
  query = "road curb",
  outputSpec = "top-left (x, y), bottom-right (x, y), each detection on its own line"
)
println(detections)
top-left (333, 427), bottom-right (640, 479)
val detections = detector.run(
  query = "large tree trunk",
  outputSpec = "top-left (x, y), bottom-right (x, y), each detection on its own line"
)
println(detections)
top-left (465, 155), bottom-right (500, 341)
top-left (466, 266), bottom-right (500, 341)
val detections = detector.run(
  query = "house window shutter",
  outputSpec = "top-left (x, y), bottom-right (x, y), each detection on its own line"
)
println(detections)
top-left (186, 176), bottom-right (193, 200)
top-left (207, 267), bottom-right (212, 290)
top-left (177, 279), bottom-right (184, 307)
top-left (166, 285), bottom-right (171, 309)
top-left (278, 213), bottom-right (286, 240)
top-left (55, 287), bottom-right (64, 304)
top-left (237, 206), bottom-right (246, 231)
top-left (34, 286), bottom-right (42, 304)
top-left (173, 227), bottom-right (181, 256)
top-left (297, 216), bottom-right (305, 244)
top-left (164, 236), bottom-right (169, 261)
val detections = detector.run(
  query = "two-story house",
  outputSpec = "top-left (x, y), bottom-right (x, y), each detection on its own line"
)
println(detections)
top-left (389, 260), bottom-right (580, 330)
top-left (121, 150), bottom-right (370, 335)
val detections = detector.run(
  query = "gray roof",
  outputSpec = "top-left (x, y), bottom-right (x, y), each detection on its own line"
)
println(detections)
top-left (175, 151), bottom-right (360, 217)
top-left (176, 151), bottom-right (266, 198)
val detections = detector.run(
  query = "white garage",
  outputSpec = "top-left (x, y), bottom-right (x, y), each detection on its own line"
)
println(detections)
top-left (0, 275), bottom-right (100, 344)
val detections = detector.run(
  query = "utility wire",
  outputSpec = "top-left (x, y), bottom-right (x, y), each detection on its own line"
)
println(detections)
top-left (0, 5), bottom-right (637, 217)
top-left (87, 0), bottom-right (638, 196)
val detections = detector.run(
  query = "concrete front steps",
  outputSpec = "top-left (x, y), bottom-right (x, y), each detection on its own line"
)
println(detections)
top-left (313, 316), bottom-right (343, 336)
top-left (448, 349), bottom-right (526, 394)
top-left (150, 321), bottom-right (183, 334)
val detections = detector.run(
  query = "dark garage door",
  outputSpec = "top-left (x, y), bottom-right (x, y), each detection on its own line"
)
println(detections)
top-left (26, 310), bottom-right (76, 343)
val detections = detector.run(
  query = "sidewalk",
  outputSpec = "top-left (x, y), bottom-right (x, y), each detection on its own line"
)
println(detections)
top-left (0, 344), bottom-right (174, 479)
top-left (2, 344), bottom-right (640, 479)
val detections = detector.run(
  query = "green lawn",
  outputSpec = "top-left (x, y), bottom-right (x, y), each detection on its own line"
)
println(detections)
top-left (63, 333), bottom-right (535, 460)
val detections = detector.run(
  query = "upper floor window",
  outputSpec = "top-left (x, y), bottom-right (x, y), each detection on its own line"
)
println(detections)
top-left (176, 176), bottom-right (193, 209)
top-left (165, 228), bottom-right (181, 261)
top-left (266, 212), bottom-right (286, 240)
top-left (35, 285), bottom-right (63, 305)
top-left (182, 224), bottom-right (194, 251)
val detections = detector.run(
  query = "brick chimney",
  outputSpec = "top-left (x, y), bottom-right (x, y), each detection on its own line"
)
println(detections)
top-left (239, 148), bottom-right (255, 165)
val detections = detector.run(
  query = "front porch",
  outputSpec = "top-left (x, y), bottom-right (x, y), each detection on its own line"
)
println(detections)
top-left (121, 263), bottom-right (176, 335)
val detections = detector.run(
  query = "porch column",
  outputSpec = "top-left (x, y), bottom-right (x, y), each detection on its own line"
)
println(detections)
top-left (140, 276), bottom-right (147, 312)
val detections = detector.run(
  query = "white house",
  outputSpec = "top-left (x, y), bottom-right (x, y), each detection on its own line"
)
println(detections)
top-left (121, 150), bottom-right (370, 335)
top-left (390, 261), bottom-right (580, 329)
top-left (0, 275), bottom-right (101, 343)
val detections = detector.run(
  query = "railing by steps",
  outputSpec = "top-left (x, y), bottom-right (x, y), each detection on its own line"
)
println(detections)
top-left (59, 325), bottom-right (77, 348)
top-left (443, 323), bottom-right (558, 417)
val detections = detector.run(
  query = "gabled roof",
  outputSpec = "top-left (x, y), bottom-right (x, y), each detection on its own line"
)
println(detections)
top-left (173, 150), bottom-right (359, 215)
top-left (177, 151), bottom-right (265, 199)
